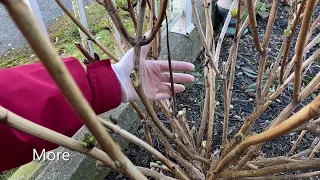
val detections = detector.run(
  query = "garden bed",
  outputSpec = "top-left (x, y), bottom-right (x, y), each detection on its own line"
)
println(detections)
top-left (105, 2), bottom-right (320, 179)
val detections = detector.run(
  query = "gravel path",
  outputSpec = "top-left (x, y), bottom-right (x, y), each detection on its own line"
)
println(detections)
top-left (0, 0), bottom-right (92, 55)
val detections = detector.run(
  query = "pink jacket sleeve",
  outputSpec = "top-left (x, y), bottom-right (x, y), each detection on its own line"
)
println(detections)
top-left (0, 57), bottom-right (121, 172)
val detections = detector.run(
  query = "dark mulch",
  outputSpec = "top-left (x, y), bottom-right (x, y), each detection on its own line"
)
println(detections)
top-left (106, 3), bottom-right (320, 179)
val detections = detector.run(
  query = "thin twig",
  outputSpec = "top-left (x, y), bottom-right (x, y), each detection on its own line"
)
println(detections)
top-left (127, 0), bottom-right (137, 30)
top-left (130, 102), bottom-right (153, 146)
top-left (106, 26), bottom-right (125, 56)
top-left (55, 0), bottom-right (119, 62)
top-left (100, 0), bottom-right (135, 45)
top-left (256, 0), bottom-right (279, 106)
top-left (165, 13), bottom-right (176, 115)
top-left (279, 1), bottom-right (306, 83)
top-left (74, 42), bottom-right (95, 63)
top-left (287, 130), bottom-right (307, 156)
top-left (282, 32), bottom-right (320, 81)
top-left (221, 159), bottom-right (320, 178)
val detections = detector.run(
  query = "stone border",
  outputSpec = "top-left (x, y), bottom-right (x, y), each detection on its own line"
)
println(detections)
top-left (10, 0), bottom-right (210, 179)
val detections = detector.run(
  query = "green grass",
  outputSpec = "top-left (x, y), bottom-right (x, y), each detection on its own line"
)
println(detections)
top-left (0, 168), bottom-right (18, 180)
top-left (0, 2), bottom-right (135, 68)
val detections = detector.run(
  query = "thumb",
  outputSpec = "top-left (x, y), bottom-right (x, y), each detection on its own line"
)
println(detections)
top-left (140, 31), bottom-right (152, 60)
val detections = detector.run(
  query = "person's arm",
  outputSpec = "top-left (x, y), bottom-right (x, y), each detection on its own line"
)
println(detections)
top-left (0, 57), bottom-right (121, 172)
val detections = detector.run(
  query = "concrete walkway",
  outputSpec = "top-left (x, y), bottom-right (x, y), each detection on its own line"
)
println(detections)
top-left (0, 0), bottom-right (92, 55)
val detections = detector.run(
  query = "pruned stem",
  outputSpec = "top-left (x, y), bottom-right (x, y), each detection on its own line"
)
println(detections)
top-left (130, 102), bottom-right (153, 146)
top-left (205, 66), bottom-right (216, 158)
top-left (247, 0), bottom-right (263, 53)
top-left (287, 130), bottom-right (307, 156)
top-left (279, 1), bottom-right (306, 83)
top-left (55, 0), bottom-right (119, 62)
top-left (222, 63), bottom-right (228, 148)
top-left (293, 0), bottom-right (317, 103)
top-left (196, 67), bottom-right (210, 149)
top-left (1, 1), bottom-right (145, 178)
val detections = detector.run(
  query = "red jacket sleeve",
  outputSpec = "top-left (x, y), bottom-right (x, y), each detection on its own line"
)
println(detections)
top-left (0, 57), bottom-right (121, 172)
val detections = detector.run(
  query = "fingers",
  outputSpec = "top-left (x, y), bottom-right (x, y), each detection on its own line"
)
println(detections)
top-left (154, 83), bottom-right (185, 100)
top-left (160, 83), bottom-right (185, 94)
top-left (153, 61), bottom-right (195, 72)
top-left (160, 73), bottom-right (195, 83)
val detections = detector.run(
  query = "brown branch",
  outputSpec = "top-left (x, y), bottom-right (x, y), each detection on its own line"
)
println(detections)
top-left (222, 1), bottom-right (242, 148)
top-left (238, 171), bottom-right (320, 180)
top-left (247, 0), bottom-right (263, 53)
top-left (127, 0), bottom-right (137, 30)
top-left (1, 1), bottom-right (145, 178)
top-left (130, 102), bottom-right (153, 146)
top-left (236, 71), bottom-right (320, 169)
top-left (293, 0), bottom-right (318, 103)
top-left (55, 0), bottom-right (119, 62)
top-left (287, 130), bottom-right (307, 156)
top-left (133, 85), bottom-right (210, 166)
top-left (210, 94), bottom-right (320, 179)
top-left (256, 0), bottom-right (279, 106)
top-left (99, 117), bottom-right (189, 180)
top-left (221, 159), bottom-right (320, 178)
top-left (140, 0), bottom-right (168, 46)
top-left (283, 32), bottom-right (320, 81)
top-left (106, 26), bottom-right (125, 56)
top-left (0, 106), bottom-right (116, 169)
top-left (279, 1), bottom-right (306, 83)
top-left (222, 63), bottom-right (228, 148)
top-left (165, 13), bottom-right (177, 115)
top-left (154, 128), bottom-right (204, 180)
top-left (308, 140), bottom-right (320, 159)
top-left (262, 40), bottom-right (286, 97)
top-left (191, 0), bottom-right (223, 79)
top-left (136, 167), bottom-right (177, 180)
top-left (205, 66), bottom-right (216, 158)
top-left (74, 42), bottom-right (95, 63)
top-left (196, 67), bottom-right (210, 149)
top-left (249, 156), bottom-right (299, 168)
top-left (100, 0), bottom-right (135, 45)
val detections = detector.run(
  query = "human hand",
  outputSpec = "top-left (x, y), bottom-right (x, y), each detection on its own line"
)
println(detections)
top-left (111, 32), bottom-right (195, 102)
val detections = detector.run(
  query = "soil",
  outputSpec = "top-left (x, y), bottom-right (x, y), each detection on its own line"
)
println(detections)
top-left (106, 3), bottom-right (320, 179)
